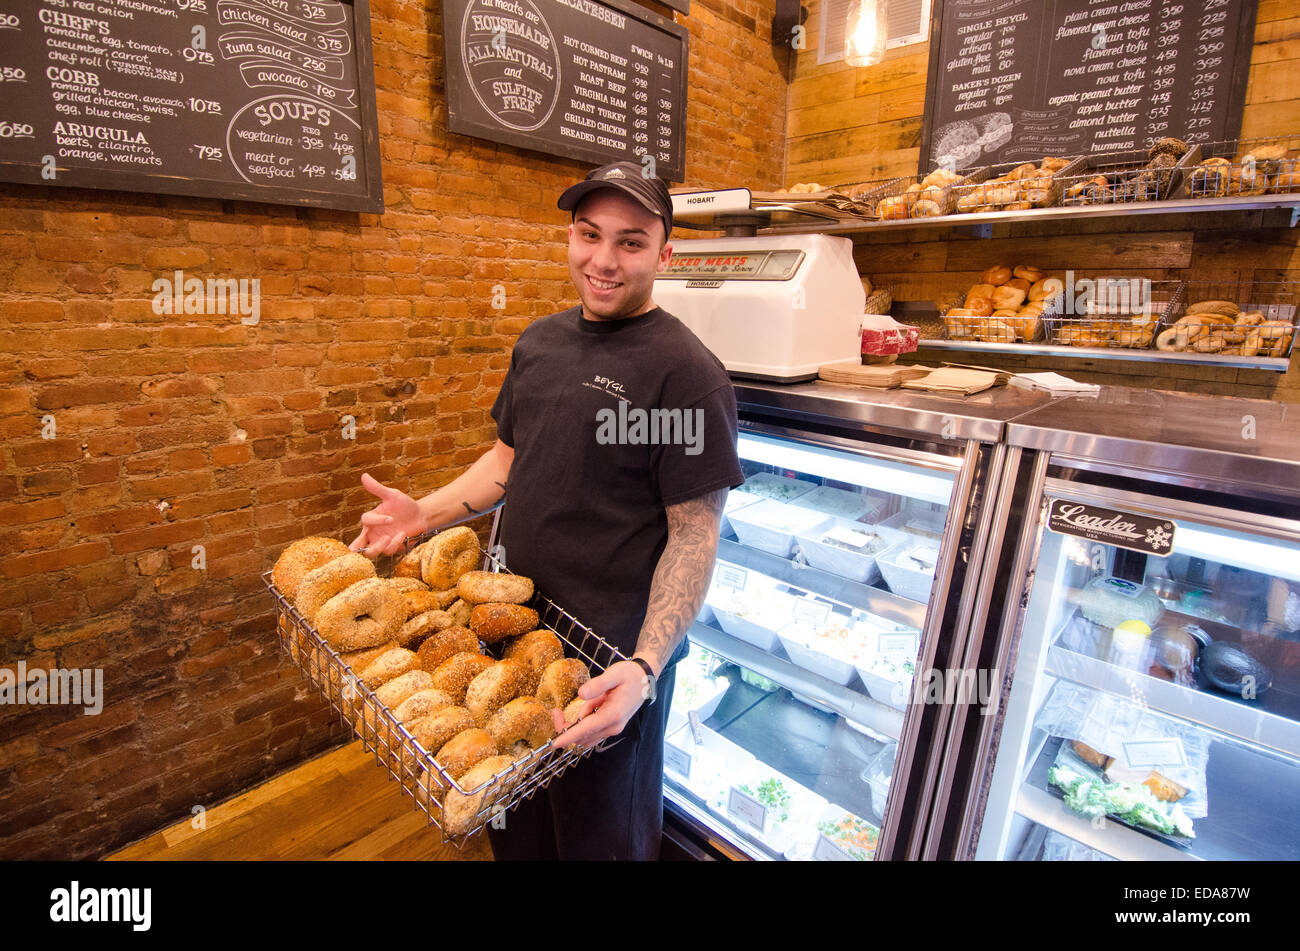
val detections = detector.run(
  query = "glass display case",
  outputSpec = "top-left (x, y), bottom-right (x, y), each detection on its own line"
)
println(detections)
top-left (662, 381), bottom-right (1057, 860)
top-left (933, 389), bottom-right (1300, 862)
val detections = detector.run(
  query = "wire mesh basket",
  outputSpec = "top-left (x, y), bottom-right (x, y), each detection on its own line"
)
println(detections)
top-left (1156, 281), bottom-right (1300, 358)
top-left (1057, 145), bottom-right (1202, 206)
top-left (872, 167), bottom-right (988, 220)
top-left (1042, 278), bottom-right (1182, 349)
top-left (264, 530), bottom-right (627, 847)
top-left (949, 155), bottom-right (1086, 213)
top-left (1183, 135), bottom-right (1300, 199)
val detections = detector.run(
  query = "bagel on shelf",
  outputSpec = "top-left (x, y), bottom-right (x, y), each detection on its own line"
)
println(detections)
top-left (943, 263), bottom-right (1061, 343)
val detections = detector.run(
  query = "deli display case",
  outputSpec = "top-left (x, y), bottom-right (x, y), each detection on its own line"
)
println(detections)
top-left (660, 381), bottom-right (1059, 860)
top-left (928, 388), bottom-right (1300, 861)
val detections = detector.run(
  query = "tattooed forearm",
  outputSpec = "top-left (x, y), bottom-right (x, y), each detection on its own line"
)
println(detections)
top-left (634, 487), bottom-right (728, 675)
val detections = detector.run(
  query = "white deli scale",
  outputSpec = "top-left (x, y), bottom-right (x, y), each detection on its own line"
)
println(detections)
top-left (654, 187), bottom-right (866, 382)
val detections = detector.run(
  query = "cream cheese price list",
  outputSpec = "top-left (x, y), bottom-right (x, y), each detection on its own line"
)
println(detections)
top-left (928, 0), bottom-right (1252, 168)
top-left (0, 0), bottom-right (369, 199)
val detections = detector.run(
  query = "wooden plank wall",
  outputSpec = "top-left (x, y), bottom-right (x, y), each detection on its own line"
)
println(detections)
top-left (784, 1), bottom-right (1300, 401)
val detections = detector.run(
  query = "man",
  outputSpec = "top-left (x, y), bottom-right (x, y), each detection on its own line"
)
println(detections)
top-left (350, 162), bottom-right (743, 859)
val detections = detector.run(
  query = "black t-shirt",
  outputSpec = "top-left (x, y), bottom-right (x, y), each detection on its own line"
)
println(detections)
top-left (491, 305), bottom-right (743, 663)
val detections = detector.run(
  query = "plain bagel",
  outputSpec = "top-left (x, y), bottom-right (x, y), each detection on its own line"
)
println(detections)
top-left (456, 571), bottom-right (534, 605)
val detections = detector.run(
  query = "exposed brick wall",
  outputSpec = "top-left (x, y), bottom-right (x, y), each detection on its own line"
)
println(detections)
top-left (0, 0), bottom-right (786, 859)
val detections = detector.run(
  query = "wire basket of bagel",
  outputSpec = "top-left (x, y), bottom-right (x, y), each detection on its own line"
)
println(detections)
top-left (876, 166), bottom-right (983, 220)
top-left (1057, 139), bottom-right (1201, 206)
top-left (1184, 136), bottom-right (1300, 199)
top-left (1044, 278), bottom-right (1181, 350)
top-left (948, 155), bottom-right (1084, 214)
top-left (940, 264), bottom-right (1061, 343)
top-left (1155, 283), bottom-right (1300, 360)
top-left (264, 526), bottom-right (626, 846)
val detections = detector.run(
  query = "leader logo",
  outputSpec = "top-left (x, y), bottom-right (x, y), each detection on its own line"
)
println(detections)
top-left (50, 882), bottom-right (151, 931)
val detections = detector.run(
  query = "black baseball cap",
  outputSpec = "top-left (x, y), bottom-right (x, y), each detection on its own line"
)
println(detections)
top-left (557, 161), bottom-right (673, 239)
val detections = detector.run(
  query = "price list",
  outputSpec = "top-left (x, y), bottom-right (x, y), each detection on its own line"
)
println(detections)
top-left (445, 0), bottom-right (687, 180)
top-left (0, 0), bottom-right (382, 211)
top-left (921, 0), bottom-right (1255, 171)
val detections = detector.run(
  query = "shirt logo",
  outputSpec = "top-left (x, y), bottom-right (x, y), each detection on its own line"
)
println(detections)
top-left (584, 374), bottom-right (628, 400)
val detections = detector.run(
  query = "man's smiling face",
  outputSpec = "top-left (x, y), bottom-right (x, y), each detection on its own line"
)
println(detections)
top-left (568, 189), bottom-right (672, 321)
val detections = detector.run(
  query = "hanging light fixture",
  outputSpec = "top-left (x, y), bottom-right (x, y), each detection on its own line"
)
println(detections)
top-left (844, 0), bottom-right (886, 68)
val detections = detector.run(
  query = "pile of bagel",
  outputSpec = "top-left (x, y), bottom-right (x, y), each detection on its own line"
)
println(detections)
top-left (1155, 300), bottom-right (1294, 357)
top-left (1190, 144), bottom-right (1300, 199)
top-left (943, 264), bottom-right (1061, 343)
top-left (878, 168), bottom-right (965, 220)
top-left (955, 156), bottom-right (1073, 213)
top-left (272, 528), bottom-right (595, 836)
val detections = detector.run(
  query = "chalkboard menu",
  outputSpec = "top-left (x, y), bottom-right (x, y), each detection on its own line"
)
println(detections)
top-left (443, 0), bottom-right (689, 181)
top-left (919, 0), bottom-right (1257, 173)
top-left (0, 0), bottom-right (383, 212)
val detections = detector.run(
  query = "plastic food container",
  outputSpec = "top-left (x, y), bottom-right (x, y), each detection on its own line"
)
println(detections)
top-left (719, 489), bottom-right (763, 539)
top-left (777, 622), bottom-right (859, 685)
top-left (880, 506), bottom-right (947, 541)
top-left (795, 518), bottom-right (900, 584)
top-left (730, 499), bottom-right (832, 557)
top-left (710, 583), bottom-right (794, 652)
top-left (789, 485), bottom-right (887, 522)
top-left (876, 538), bottom-right (940, 603)
top-left (855, 661), bottom-right (914, 711)
top-left (740, 472), bottom-right (817, 503)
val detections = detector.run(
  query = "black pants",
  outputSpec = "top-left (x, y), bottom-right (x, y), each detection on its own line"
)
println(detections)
top-left (487, 666), bottom-right (676, 861)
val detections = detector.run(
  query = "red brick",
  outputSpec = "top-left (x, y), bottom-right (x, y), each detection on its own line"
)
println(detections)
top-left (212, 444), bottom-right (251, 467)
top-left (0, 498), bottom-right (65, 527)
top-left (107, 520), bottom-right (204, 555)
top-left (2, 542), bottom-right (110, 578)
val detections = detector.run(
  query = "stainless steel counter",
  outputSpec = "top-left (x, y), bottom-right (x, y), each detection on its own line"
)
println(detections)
top-left (1006, 387), bottom-right (1300, 497)
top-left (734, 379), bottom-right (1063, 444)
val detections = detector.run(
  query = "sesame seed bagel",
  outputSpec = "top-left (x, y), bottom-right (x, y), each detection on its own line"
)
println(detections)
top-left (435, 727), bottom-right (498, 782)
top-left (456, 570), bottom-right (534, 605)
top-left (442, 754), bottom-right (518, 835)
top-left (536, 658), bottom-right (590, 711)
top-left (430, 651), bottom-right (496, 704)
top-left (464, 659), bottom-right (528, 727)
top-left (502, 630), bottom-right (564, 694)
top-left (421, 526), bottom-right (480, 589)
top-left (393, 687), bottom-right (457, 724)
top-left (398, 609), bottom-right (457, 650)
top-left (486, 697), bottom-right (557, 756)
top-left (295, 552), bottom-right (376, 623)
top-left (416, 626), bottom-right (482, 674)
top-left (469, 603), bottom-right (540, 644)
top-left (314, 577), bottom-right (404, 651)
top-left (356, 646), bottom-right (419, 690)
top-left (273, 536), bottom-right (350, 600)
top-left (409, 705), bottom-right (474, 758)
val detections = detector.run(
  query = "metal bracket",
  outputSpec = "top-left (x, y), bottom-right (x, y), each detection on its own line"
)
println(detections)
top-left (1292, 205), bottom-right (1299, 228)
top-left (954, 223), bottom-right (994, 239)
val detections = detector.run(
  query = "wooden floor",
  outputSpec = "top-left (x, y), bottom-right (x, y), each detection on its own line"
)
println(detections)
top-left (107, 741), bottom-right (494, 861)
